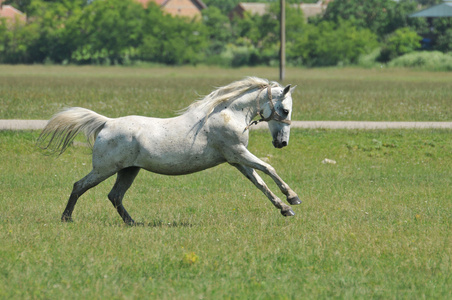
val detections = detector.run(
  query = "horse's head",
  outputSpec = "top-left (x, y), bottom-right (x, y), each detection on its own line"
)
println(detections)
top-left (262, 84), bottom-right (296, 149)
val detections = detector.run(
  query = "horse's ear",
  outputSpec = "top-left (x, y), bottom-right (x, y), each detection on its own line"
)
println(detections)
top-left (283, 84), bottom-right (291, 96)
top-left (290, 85), bottom-right (297, 93)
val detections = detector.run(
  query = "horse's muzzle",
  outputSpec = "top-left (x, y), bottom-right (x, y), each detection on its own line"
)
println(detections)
top-left (273, 140), bottom-right (288, 148)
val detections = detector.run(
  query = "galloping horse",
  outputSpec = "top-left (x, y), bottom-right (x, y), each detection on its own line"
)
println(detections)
top-left (38, 77), bottom-right (301, 224)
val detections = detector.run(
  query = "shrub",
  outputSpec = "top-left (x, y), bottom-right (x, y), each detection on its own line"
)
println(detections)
top-left (388, 51), bottom-right (452, 71)
top-left (358, 48), bottom-right (382, 68)
top-left (290, 20), bottom-right (379, 67)
top-left (379, 27), bottom-right (421, 62)
top-left (216, 44), bottom-right (260, 67)
top-left (436, 28), bottom-right (452, 53)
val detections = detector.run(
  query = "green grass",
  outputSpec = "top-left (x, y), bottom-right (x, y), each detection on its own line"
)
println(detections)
top-left (1, 129), bottom-right (451, 299)
top-left (1, 65), bottom-right (451, 121)
top-left (1, 66), bottom-right (451, 298)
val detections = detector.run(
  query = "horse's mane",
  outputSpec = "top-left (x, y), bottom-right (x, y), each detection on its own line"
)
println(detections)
top-left (181, 77), bottom-right (281, 117)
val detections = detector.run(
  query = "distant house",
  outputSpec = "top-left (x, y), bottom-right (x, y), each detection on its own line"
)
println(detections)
top-left (410, 0), bottom-right (452, 18)
top-left (228, 3), bottom-right (268, 19)
top-left (137, 0), bottom-right (207, 19)
top-left (0, 2), bottom-right (26, 24)
top-left (409, 0), bottom-right (452, 49)
top-left (296, 1), bottom-right (328, 19)
top-left (229, 1), bottom-right (331, 20)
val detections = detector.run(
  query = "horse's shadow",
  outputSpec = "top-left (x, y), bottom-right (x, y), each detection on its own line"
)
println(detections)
top-left (130, 219), bottom-right (194, 228)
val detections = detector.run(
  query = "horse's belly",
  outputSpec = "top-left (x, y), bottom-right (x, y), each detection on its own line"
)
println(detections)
top-left (134, 130), bottom-right (225, 175)
top-left (137, 150), bottom-right (225, 175)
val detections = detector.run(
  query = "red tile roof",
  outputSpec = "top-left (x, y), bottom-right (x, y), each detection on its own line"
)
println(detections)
top-left (136, 0), bottom-right (207, 18)
top-left (0, 4), bottom-right (26, 23)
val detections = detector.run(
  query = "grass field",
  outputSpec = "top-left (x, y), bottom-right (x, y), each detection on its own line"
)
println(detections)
top-left (1, 65), bottom-right (451, 121)
top-left (1, 129), bottom-right (451, 299)
top-left (1, 66), bottom-right (452, 299)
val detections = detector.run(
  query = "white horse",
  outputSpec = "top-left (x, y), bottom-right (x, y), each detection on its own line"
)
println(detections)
top-left (38, 77), bottom-right (301, 224)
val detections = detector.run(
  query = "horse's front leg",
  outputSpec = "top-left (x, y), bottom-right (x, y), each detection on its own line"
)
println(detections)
top-left (231, 163), bottom-right (295, 216)
top-left (227, 145), bottom-right (301, 205)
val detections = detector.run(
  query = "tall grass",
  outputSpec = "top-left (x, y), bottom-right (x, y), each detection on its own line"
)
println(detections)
top-left (1, 65), bottom-right (451, 121)
top-left (1, 129), bottom-right (451, 299)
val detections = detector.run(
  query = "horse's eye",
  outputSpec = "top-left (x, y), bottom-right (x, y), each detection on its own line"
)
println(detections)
top-left (282, 109), bottom-right (289, 115)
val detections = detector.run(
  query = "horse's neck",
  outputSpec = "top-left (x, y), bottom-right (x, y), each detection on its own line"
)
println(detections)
top-left (183, 87), bottom-right (267, 126)
top-left (230, 88), bottom-right (267, 123)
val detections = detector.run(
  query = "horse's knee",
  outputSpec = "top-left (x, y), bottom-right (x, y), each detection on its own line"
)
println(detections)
top-left (108, 191), bottom-right (120, 206)
top-left (72, 180), bottom-right (84, 194)
top-left (107, 190), bottom-right (114, 201)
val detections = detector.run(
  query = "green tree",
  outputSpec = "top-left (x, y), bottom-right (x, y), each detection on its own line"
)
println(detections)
top-left (324, 0), bottom-right (402, 38)
top-left (25, 0), bottom-right (86, 63)
top-left (379, 27), bottom-right (421, 62)
top-left (292, 20), bottom-right (379, 66)
top-left (229, 2), bottom-right (306, 66)
top-left (228, 11), bottom-right (273, 66)
top-left (431, 18), bottom-right (452, 52)
top-left (0, 0), bottom-right (86, 63)
top-left (436, 29), bottom-right (452, 52)
top-left (139, 4), bottom-right (207, 65)
top-left (324, 0), bottom-right (430, 39)
top-left (202, 6), bottom-right (232, 57)
top-left (385, 0), bottom-right (428, 35)
top-left (202, 0), bottom-right (239, 15)
top-left (70, 0), bottom-right (145, 64)
top-left (417, 0), bottom-right (442, 6)
top-left (0, 18), bottom-right (39, 63)
top-left (202, 0), bottom-right (318, 15)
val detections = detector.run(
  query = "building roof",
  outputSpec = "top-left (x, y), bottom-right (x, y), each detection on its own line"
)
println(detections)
top-left (162, 0), bottom-right (207, 10)
top-left (238, 3), bottom-right (268, 16)
top-left (137, 0), bottom-right (206, 9)
top-left (0, 4), bottom-right (26, 22)
top-left (295, 1), bottom-right (328, 18)
top-left (410, 1), bottom-right (452, 18)
top-left (229, 1), bottom-right (328, 19)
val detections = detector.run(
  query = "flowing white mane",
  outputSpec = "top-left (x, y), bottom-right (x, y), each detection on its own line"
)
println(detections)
top-left (182, 77), bottom-right (281, 116)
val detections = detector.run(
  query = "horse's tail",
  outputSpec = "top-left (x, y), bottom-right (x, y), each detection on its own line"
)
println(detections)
top-left (38, 107), bottom-right (110, 155)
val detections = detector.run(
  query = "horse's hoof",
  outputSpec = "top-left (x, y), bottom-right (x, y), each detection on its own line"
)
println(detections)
top-left (125, 220), bottom-right (137, 226)
top-left (288, 196), bottom-right (302, 205)
top-left (281, 208), bottom-right (295, 217)
top-left (130, 221), bottom-right (144, 227)
top-left (61, 215), bottom-right (73, 222)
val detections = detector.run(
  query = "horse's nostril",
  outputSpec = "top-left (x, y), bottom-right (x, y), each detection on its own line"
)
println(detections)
top-left (281, 141), bottom-right (287, 147)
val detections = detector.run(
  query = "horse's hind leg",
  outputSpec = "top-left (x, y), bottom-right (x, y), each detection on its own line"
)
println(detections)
top-left (108, 167), bottom-right (140, 225)
top-left (61, 170), bottom-right (114, 222)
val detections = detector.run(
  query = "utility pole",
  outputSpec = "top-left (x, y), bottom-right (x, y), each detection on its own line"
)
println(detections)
top-left (279, 0), bottom-right (286, 81)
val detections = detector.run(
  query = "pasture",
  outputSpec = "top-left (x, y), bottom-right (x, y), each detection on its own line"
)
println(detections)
top-left (1, 66), bottom-right (452, 299)
top-left (1, 65), bottom-right (451, 121)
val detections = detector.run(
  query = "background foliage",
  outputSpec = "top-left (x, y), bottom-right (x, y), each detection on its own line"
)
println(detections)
top-left (0, 0), bottom-right (451, 67)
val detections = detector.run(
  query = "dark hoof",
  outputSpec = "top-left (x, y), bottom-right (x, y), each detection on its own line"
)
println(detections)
top-left (61, 215), bottom-right (73, 222)
top-left (288, 196), bottom-right (302, 205)
top-left (124, 219), bottom-right (137, 226)
top-left (281, 208), bottom-right (295, 217)
top-left (130, 221), bottom-right (144, 227)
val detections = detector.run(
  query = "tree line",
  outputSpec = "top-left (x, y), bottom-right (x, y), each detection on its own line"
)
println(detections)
top-left (1, 0), bottom-right (451, 67)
